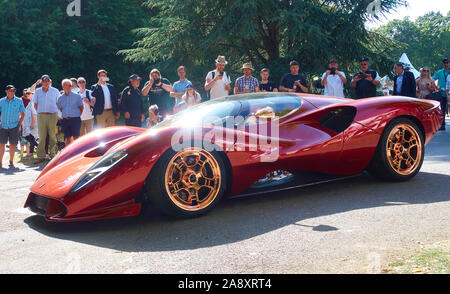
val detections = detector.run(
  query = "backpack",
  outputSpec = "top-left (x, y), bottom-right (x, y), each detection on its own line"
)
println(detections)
top-left (206, 70), bottom-right (230, 100)
top-left (79, 89), bottom-right (94, 112)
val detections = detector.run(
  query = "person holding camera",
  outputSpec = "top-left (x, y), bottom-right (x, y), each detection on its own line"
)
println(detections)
top-left (321, 59), bottom-right (347, 98)
top-left (205, 55), bottom-right (232, 100)
top-left (350, 57), bottom-right (381, 99)
top-left (142, 69), bottom-right (173, 118)
top-left (91, 69), bottom-right (120, 128)
top-left (279, 60), bottom-right (309, 93)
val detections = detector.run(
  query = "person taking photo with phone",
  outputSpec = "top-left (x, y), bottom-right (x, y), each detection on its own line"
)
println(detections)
top-left (321, 59), bottom-right (347, 98)
top-left (350, 57), bottom-right (381, 99)
top-left (91, 69), bottom-right (120, 128)
top-left (205, 55), bottom-right (232, 100)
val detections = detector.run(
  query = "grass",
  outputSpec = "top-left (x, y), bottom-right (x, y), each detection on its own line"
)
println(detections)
top-left (387, 241), bottom-right (450, 274)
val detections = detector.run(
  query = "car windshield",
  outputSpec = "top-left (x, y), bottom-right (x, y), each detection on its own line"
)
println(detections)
top-left (152, 93), bottom-right (302, 129)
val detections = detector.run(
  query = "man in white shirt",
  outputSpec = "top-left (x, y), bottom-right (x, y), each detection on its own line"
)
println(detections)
top-left (91, 69), bottom-right (119, 128)
top-left (204, 55), bottom-right (231, 100)
top-left (77, 77), bottom-right (96, 136)
top-left (321, 59), bottom-right (347, 98)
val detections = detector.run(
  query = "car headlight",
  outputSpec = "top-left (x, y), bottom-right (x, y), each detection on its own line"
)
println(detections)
top-left (70, 150), bottom-right (128, 193)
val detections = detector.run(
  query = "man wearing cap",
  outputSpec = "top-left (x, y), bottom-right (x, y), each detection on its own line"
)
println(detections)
top-left (393, 62), bottom-right (416, 98)
top-left (77, 77), bottom-right (96, 136)
top-left (432, 57), bottom-right (449, 130)
top-left (321, 59), bottom-right (347, 98)
top-left (57, 79), bottom-right (84, 146)
top-left (205, 56), bottom-right (232, 100)
top-left (234, 63), bottom-right (260, 94)
top-left (280, 60), bottom-right (309, 93)
top-left (0, 85), bottom-right (25, 168)
top-left (120, 74), bottom-right (145, 127)
top-left (32, 74), bottom-right (61, 163)
top-left (91, 69), bottom-right (120, 128)
top-left (350, 58), bottom-right (381, 99)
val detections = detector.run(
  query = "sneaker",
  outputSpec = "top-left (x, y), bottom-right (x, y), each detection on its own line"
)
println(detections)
top-left (9, 161), bottom-right (15, 168)
top-left (439, 125), bottom-right (446, 131)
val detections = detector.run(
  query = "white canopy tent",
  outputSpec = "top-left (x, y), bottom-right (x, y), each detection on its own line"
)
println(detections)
top-left (399, 53), bottom-right (420, 78)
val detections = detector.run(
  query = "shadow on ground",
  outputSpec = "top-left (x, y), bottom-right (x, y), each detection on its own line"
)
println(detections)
top-left (24, 171), bottom-right (450, 252)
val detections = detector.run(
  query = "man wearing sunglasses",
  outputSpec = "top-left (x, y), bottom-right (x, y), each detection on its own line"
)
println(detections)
top-left (432, 57), bottom-right (449, 130)
top-left (350, 57), bottom-right (380, 99)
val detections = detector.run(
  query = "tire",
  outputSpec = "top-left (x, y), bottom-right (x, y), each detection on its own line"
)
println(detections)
top-left (145, 146), bottom-right (227, 218)
top-left (368, 118), bottom-right (424, 182)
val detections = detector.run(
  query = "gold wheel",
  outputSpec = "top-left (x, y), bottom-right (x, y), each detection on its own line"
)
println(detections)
top-left (164, 148), bottom-right (222, 212)
top-left (386, 124), bottom-right (422, 176)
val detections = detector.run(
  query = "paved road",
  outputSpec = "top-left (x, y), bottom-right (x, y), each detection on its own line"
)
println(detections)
top-left (0, 118), bottom-right (449, 274)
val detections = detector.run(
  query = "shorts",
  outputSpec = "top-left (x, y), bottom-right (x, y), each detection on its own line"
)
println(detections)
top-left (61, 117), bottom-right (81, 139)
top-left (0, 126), bottom-right (20, 145)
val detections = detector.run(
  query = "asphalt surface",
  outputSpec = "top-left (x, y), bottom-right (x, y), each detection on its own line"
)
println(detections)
top-left (0, 118), bottom-right (449, 274)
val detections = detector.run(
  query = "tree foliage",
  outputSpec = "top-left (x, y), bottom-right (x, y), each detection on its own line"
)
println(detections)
top-left (0, 0), bottom-right (150, 92)
top-left (120, 0), bottom-right (406, 88)
top-left (375, 11), bottom-right (450, 73)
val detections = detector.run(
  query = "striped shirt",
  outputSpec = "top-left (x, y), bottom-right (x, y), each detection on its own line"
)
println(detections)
top-left (0, 96), bottom-right (25, 129)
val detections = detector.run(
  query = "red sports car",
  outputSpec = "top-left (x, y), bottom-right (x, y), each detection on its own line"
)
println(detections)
top-left (24, 93), bottom-right (444, 221)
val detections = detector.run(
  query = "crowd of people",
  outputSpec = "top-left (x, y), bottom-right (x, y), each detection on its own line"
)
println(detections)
top-left (0, 55), bottom-right (449, 168)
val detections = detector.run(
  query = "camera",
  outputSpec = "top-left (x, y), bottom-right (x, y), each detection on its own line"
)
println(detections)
top-left (330, 67), bottom-right (336, 75)
top-left (154, 78), bottom-right (160, 85)
top-left (358, 72), bottom-right (367, 79)
top-left (219, 71), bottom-right (224, 76)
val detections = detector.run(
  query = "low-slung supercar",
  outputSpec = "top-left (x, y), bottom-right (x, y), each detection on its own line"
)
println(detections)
top-left (25, 93), bottom-right (443, 221)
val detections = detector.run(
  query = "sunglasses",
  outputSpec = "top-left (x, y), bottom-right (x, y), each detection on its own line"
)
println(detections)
top-left (423, 70), bottom-right (429, 72)
top-left (360, 63), bottom-right (368, 66)
top-left (78, 81), bottom-right (86, 84)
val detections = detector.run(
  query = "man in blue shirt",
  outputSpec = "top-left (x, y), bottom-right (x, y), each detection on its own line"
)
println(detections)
top-left (32, 74), bottom-right (61, 163)
top-left (432, 57), bottom-right (449, 130)
top-left (170, 66), bottom-right (192, 110)
top-left (57, 79), bottom-right (84, 146)
top-left (0, 85), bottom-right (25, 168)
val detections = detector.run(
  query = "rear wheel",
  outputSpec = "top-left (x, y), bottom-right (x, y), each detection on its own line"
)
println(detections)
top-left (146, 146), bottom-right (227, 218)
top-left (368, 118), bottom-right (424, 181)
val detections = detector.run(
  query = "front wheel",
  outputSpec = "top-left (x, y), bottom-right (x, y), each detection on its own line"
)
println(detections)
top-left (368, 118), bottom-right (424, 181)
top-left (146, 147), bottom-right (227, 218)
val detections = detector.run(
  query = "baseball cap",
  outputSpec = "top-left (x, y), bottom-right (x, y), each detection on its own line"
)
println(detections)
top-left (359, 57), bottom-right (369, 62)
top-left (443, 57), bottom-right (449, 63)
top-left (41, 74), bottom-right (50, 81)
top-left (129, 74), bottom-right (141, 81)
top-left (5, 85), bottom-right (16, 91)
top-left (289, 60), bottom-right (299, 66)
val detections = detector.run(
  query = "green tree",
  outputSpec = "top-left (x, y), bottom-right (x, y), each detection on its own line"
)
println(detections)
top-left (0, 0), bottom-right (150, 92)
top-left (120, 0), bottom-right (406, 91)
top-left (375, 11), bottom-right (450, 74)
